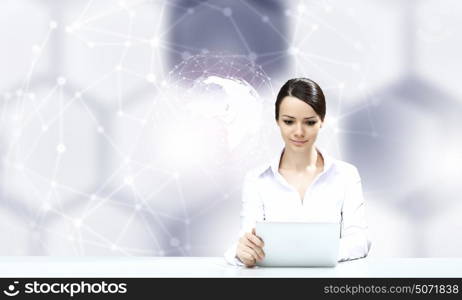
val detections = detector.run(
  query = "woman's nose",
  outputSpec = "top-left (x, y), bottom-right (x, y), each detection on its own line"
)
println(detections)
top-left (294, 124), bottom-right (305, 137)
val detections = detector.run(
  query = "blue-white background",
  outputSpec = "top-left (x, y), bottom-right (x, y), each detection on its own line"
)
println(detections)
top-left (1, 0), bottom-right (461, 257)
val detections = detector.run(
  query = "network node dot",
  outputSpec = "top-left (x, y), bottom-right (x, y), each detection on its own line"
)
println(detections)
top-left (146, 73), bottom-right (156, 83)
top-left (248, 52), bottom-right (257, 61)
top-left (124, 176), bottom-right (134, 185)
top-left (32, 45), bottom-right (42, 54)
top-left (49, 21), bottom-right (58, 29)
top-left (57, 77), bottom-right (66, 86)
top-left (288, 47), bottom-right (299, 56)
top-left (181, 52), bottom-right (191, 60)
top-left (170, 238), bottom-right (180, 247)
top-left (74, 219), bottom-right (82, 228)
top-left (223, 7), bottom-right (232, 17)
top-left (57, 144), bottom-right (66, 153)
top-left (329, 117), bottom-right (338, 125)
top-left (150, 38), bottom-right (159, 48)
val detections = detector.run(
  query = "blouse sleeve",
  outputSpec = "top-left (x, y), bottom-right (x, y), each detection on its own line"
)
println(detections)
top-left (224, 171), bottom-right (265, 266)
top-left (338, 166), bottom-right (371, 262)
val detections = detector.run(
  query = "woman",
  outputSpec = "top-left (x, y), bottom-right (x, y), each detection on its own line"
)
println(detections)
top-left (224, 78), bottom-right (371, 267)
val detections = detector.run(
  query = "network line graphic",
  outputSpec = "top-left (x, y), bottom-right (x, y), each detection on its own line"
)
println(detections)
top-left (1, 0), bottom-right (461, 257)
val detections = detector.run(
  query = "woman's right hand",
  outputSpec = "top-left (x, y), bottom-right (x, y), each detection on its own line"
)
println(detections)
top-left (236, 228), bottom-right (265, 267)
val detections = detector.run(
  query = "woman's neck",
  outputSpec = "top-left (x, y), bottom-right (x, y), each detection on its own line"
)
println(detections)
top-left (279, 146), bottom-right (322, 173)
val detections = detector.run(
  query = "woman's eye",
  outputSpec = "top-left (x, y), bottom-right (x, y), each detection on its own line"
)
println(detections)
top-left (283, 120), bottom-right (317, 126)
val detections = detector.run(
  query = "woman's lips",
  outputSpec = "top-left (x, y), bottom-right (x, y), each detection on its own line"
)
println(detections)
top-left (290, 139), bottom-right (308, 146)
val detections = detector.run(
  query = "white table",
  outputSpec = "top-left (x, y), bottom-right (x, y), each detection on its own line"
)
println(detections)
top-left (0, 257), bottom-right (461, 277)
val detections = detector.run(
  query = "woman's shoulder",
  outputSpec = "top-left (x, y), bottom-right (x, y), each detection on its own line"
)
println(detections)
top-left (244, 163), bottom-right (272, 180)
top-left (318, 147), bottom-right (358, 175)
top-left (332, 158), bottom-right (358, 172)
top-left (329, 157), bottom-right (361, 180)
top-left (242, 154), bottom-right (278, 182)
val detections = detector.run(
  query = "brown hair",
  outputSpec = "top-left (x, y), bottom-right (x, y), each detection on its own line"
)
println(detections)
top-left (275, 78), bottom-right (326, 121)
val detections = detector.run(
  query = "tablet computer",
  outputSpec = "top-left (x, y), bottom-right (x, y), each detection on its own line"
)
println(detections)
top-left (255, 221), bottom-right (340, 267)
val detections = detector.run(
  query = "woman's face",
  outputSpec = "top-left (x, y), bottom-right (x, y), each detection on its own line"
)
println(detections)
top-left (276, 96), bottom-right (323, 151)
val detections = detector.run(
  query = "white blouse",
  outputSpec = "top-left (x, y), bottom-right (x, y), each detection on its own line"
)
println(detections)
top-left (224, 147), bottom-right (371, 266)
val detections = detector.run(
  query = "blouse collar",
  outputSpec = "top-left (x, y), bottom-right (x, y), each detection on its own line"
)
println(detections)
top-left (267, 146), bottom-right (334, 178)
